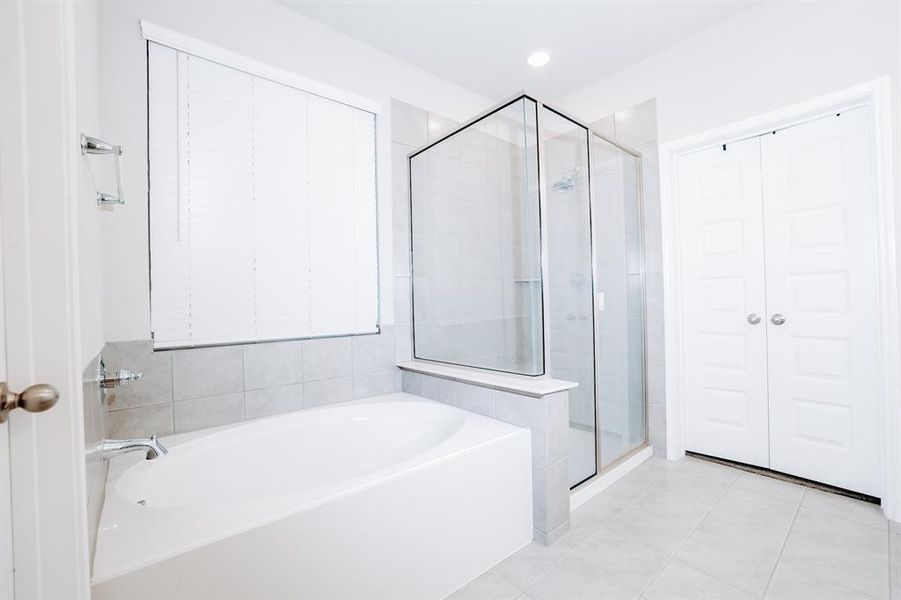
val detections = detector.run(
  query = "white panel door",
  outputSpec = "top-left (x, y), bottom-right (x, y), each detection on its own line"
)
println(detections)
top-left (761, 108), bottom-right (881, 495)
top-left (678, 137), bottom-right (770, 467)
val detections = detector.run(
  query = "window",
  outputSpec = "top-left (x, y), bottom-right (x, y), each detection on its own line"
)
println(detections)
top-left (147, 42), bottom-right (379, 349)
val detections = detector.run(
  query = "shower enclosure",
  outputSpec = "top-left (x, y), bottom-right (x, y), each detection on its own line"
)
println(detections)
top-left (408, 94), bottom-right (647, 488)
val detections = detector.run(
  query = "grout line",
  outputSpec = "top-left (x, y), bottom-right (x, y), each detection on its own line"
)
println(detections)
top-left (761, 489), bottom-right (804, 598)
top-left (889, 527), bottom-right (894, 600)
top-left (636, 468), bottom-right (739, 597)
top-left (800, 503), bottom-right (889, 531)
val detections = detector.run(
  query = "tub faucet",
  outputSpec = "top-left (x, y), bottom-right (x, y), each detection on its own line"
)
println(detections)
top-left (101, 435), bottom-right (168, 460)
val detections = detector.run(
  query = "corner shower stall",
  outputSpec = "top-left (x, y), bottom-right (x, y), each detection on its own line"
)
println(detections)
top-left (408, 94), bottom-right (647, 489)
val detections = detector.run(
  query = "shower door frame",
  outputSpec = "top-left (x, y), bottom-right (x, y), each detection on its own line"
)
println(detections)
top-left (406, 92), bottom-right (651, 491)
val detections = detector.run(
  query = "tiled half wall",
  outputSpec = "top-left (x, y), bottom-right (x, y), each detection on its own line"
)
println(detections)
top-left (401, 369), bottom-right (570, 545)
top-left (103, 327), bottom-right (397, 439)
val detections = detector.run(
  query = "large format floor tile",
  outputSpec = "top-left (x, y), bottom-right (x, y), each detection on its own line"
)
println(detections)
top-left (458, 456), bottom-right (896, 600)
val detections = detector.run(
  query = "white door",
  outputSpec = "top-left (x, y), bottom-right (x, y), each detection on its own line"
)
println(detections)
top-left (0, 0), bottom-right (92, 598)
top-left (761, 108), bottom-right (881, 496)
top-left (678, 137), bottom-right (770, 467)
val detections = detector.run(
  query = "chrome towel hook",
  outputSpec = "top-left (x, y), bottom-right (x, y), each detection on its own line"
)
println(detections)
top-left (81, 133), bottom-right (125, 206)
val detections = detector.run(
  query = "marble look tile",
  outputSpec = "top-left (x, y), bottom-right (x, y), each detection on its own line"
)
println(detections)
top-left (495, 390), bottom-right (561, 466)
top-left (534, 459), bottom-right (570, 535)
top-left (172, 345), bottom-right (243, 401)
top-left (401, 371), bottom-right (425, 396)
top-left (492, 541), bottom-right (572, 591)
top-left (301, 337), bottom-right (352, 381)
top-left (352, 329), bottom-right (395, 375)
top-left (391, 99), bottom-right (428, 147)
top-left (242, 340), bottom-right (302, 390)
top-left (673, 511), bottom-right (789, 595)
top-left (173, 393), bottom-right (244, 433)
top-left (103, 340), bottom-right (173, 410)
top-left (770, 526), bottom-right (889, 599)
top-left (393, 228), bottom-right (412, 278)
top-left (394, 277), bottom-right (411, 324)
top-left (392, 142), bottom-right (413, 192)
top-left (801, 489), bottom-right (887, 530)
top-left (454, 383), bottom-right (495, 418)
top-left (527, 551), bottom-right (641, 600)
top-left (590, 114), bottom-right (615, 140)
top-left (603, 490), bottom-right (709, 557)
top-left (643, 559), bottom-right (756, 600)
top-left (446, 570), bottom-right (520, 600)
top-left (303, 377), bottom-right (353, 408)
top-left (531, 529), bottom-right (667, 599)
top-left (890, 532), bottom-right (901, 600)
top-left (765, 566), bottom-right (880, 600)
top-left (352, 370), bottom-right (397, 399)
top-left (244, 384), bottom-right (304, 420)
top-left (395, 322), bottom-right (413, 362)
top-left (427, 112), bottom-right (460, 142)
top-left (730, 472), bottom-right (805, 506)
top-left (107, 403), bottom-right (174, 439)
top-left (614, 99), bottom-right (657, 147)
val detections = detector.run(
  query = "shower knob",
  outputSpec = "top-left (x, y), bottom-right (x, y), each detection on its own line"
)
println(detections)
top-left (747, 313), bottom-right (761, 325)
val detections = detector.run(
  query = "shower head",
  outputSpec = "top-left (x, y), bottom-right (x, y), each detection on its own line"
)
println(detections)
top-left (552, 166), bottom-right (583, 193)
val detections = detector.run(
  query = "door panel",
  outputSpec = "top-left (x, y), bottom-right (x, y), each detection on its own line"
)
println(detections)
top-left (679, 137), bottom-right (770, 467)
top-left (761, 108), bottom-right (881, 496)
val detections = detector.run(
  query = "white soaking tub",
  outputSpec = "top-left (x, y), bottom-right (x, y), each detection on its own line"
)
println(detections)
top-left (92, 393), bottom-right (532, 600)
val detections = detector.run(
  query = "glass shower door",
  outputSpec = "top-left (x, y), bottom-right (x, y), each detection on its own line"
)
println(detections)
top-left (541, 108), bottom-right (598, 487)
top-left (593, 134), bottom-right (647, 469)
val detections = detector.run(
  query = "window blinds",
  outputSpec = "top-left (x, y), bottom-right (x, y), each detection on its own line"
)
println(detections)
top-left (148, 42), bottom-right (379, 348)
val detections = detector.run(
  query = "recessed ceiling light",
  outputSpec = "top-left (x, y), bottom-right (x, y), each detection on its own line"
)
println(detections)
top-left (527, 49), bottom-right (550, 68)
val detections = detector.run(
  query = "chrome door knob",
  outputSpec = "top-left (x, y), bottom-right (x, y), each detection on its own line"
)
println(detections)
top-left (770, 313), bottom-right (786, 326)
top-left (0, 382), bottom-right (59, 423)
top-left (747, 313), bottom-right (761, 325)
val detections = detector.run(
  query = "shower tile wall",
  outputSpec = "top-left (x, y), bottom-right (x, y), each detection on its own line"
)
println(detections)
top-left (103, 327), bottom-right (396, 439)
top-left (407, 103), bottom-right (541, 374)
top-left (593, 99), bottom-right (665, 455)
top-left (390, 99), bottom-right (428, 366)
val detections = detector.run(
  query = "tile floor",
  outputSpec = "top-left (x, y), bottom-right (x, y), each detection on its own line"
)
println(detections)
top-left (449, 455), bottom-right (900, 600)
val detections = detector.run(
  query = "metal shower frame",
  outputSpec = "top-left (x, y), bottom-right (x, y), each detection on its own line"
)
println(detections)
top-left (407, 92), bottom-right (649, 489)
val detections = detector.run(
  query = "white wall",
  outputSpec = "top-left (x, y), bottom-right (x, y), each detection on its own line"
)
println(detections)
top-left (99, 0), bottom-right (490, 342)
top-left (555, 1), bottom-right (900, 146)
top-left (75, 0), bottom-right (104, 364)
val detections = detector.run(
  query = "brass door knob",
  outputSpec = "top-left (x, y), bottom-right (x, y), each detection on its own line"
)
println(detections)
top-left (0, 382), bottom-right (59, 423)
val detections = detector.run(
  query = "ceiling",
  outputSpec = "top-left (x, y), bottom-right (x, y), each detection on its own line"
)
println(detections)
top-left (279, 0), bottom-right (758, 100)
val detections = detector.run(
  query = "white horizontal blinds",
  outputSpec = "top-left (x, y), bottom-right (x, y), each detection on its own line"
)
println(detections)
top-left (253, 78), bottom-right (311, 339)
top-left (351, 110), bottom-right (379, 332)
top-left (148, 42), bottom-right (379, 348)
top-left (148, 44), bottom-right (190, 343)
top-left (188, 54), bottom-right (256, 344)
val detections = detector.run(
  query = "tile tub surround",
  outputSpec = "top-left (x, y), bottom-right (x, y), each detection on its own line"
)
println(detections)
top-left (450, 455), bottom-right (898, 600)
top-left (83, 351), bottom-right (108, 566)
top-left (103, 327), bottom-right (397, 438)
top-left (400, 366), bottom-right (572, 544)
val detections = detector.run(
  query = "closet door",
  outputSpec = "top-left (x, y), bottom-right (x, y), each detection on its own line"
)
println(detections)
top-left (761, 108), bottom-right (881, 496)
top-left (679, 137), bottom-right (770, 467)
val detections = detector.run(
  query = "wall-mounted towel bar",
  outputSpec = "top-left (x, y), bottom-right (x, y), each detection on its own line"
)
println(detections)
top-left (81, 134), bottom-right (124, 206)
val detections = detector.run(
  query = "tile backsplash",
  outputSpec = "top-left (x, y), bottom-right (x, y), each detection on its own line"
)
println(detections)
top-left (104, 327), bottom-right (397, 439)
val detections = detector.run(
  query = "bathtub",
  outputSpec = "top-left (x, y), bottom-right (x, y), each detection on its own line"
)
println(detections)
top-left (91, 393), bottom-right (532, 600)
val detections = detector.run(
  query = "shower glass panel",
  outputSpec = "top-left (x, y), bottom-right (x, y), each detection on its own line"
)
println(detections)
top-left (592, 134), bottom-right (647, 468)
top-left (541, 108), bottom-right (598, 487)
top-left (409, 97), bottom-right (544, 375)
